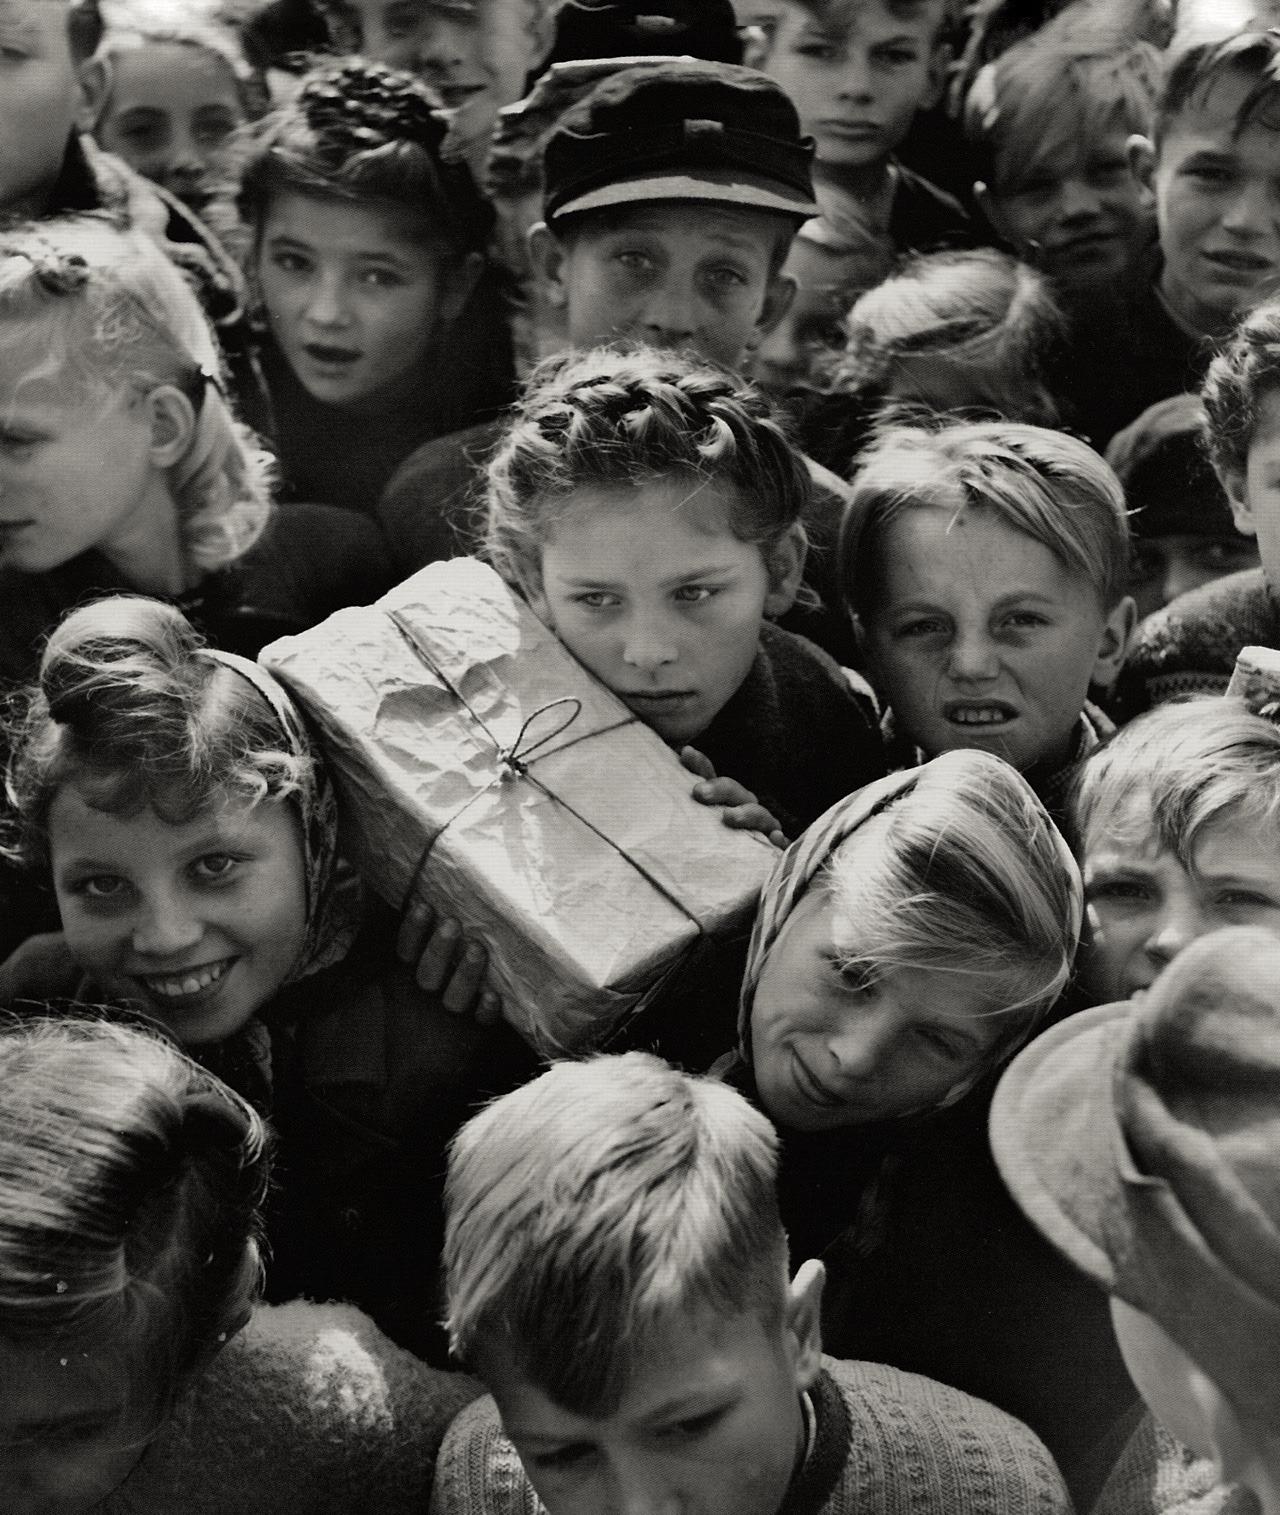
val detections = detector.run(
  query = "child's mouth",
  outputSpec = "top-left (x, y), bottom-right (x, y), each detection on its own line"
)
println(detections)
top-left (134, 957), bottom-right (235, 1008)
top-left (943, 702), bottom-right (1017, 727)
top-left (434, 82), bottom-right (486, 109)
top-left (1203, 249), bottom-right (1274, 277)
top-left (791, 1050), bottom-right (843, 1109)
top-left (302, 343), bottom-right (361, 369)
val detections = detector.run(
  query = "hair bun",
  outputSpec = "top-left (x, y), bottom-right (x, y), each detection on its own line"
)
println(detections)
top-left (298, 58), bottom-right (450, 164)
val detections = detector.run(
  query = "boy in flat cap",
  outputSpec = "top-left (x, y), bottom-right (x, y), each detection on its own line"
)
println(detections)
top-left (991, 925), bottom-right (1280, 1515)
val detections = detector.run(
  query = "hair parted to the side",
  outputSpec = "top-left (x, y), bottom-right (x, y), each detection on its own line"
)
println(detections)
top-left (443, 1051), bottom-right (789, 1411)
top-left (0, 215), bottom-right (272, 574)
top-left (1068, 696), bottom-right (1280, 865)
top-left (1155, 29), bottom-right (1280, 145)
top-left (2, 596), bottom-right (311, 872)
top-left (0, 1012), bottom-right (268, 1398)
top-left (234, 57), bottom-right (494, 253)
top-left (963, 21), bottom-right (1160, 190)
top-left (1202, 298), bottom-right (1280, 479)
top-left (96, 0), bottom-right (269, 119)
top-left (829, 248), bottom-right (1064, 425)
top-left (826, 749), bottom-right (1081, 1050)
top-left (842, 418), bottom-right (1131, 616)
top-left (485, 346), bottom-right (812, 595)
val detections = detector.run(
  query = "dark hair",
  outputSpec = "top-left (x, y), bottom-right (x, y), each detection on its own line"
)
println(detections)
top-left (1155, 30), bottom-right (1280, 145)
top-left (485, 346), bottom-right (812, 593)
top-left (235, 57), bottom-right (495, 252)
top-left (1203, 298), bottom-right (1280, 478)
top-left (67, 0), bottom-right (104, 62)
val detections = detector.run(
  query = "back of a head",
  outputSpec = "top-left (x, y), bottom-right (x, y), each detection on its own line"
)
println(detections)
top-left (485, 345), bottom-right (812, 590)
top-left (828, 748), bottom-right (1081, 1037)
top-left (2, 595), bottom-right (310, 871)
top-left (235, 57), bottom-right (494, 252)
top-left (842, 419), bottom-right (1132, 617)
top-left (0, 1013), bottom-right (267, 1385)
top-left (1105, 394), bottom-right (1237, 541)
top-left (443, 1052), bottom-right (788, 1414)
top-left (1068, 694), bottom-right (1280, 862)
top-left (1202, 296), bottom-right (1280, 480)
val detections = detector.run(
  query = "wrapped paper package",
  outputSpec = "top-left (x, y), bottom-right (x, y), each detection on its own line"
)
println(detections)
top-left (262, 558), bottom-right (776, 1053)
top-left (1227, 646), bottom-right (1280, 714)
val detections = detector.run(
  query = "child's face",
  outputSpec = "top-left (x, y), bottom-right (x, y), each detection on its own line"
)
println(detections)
top-left (860, 504), bottom-right (1133, 774)
top-left (985, 128), bottom-right (1153, 294)
top-left (48, 787), bottom-right (309, 1046)
top-left (1128, 532), bottom-right (1259, 621)
top-left (1221, 388), bottom-right (1280, 591)
top-left (1079, 792), bottom-right (1280, 1004)
top-left (537, 203), bottom-right (795, 372)
top-left (0, 0), bottom-right (93, 215)
top-left (95, 43), bottom-right (245, 212)
top-left (0, 369), bottom-right (167, 576)
top-left (530, 478), bottom-right (794, 746)
top-left (257, 192), bottom-right (464, 410)
top-left (321, 0), bottom-right (543, 169)
top-left (761, 0), bottom-right (944, 177)
top-left (750, 881), bottom-right (1008, 1131)
top-left (1145, 68), bottom-right (1280, 335)
top-left (476, 1296), bottom-right (819, 1515)
top-left (0, 1339), bottom-right (157, 1515)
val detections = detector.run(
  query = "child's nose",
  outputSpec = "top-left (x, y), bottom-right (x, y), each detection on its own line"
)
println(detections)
top-left (131, 890), bottom-right (204, 957)
top-left (946, 626), bottom-right (999, 681)
top-left (605, 1455), bottom-right (682, 1515)
top-left (1055, 177), bottom-right (1103, 223)
top-left (1220, 178), bottom-right (1280, 238)
top-left (621, 612), bottom-right (679, 672)
top-left (836, 51), bottom-right (874, 100)
top-left (827, 1011), bottom-right (896, 1083)
top-left (305, 272), bottom-right (351, 327)
top-left (1144, 894), bottom-right (1207, 971)
top-left (639, 281), bottom-right (700, 347)
top-left (754, 320), bottom-right (804, 388)
top-left (414, 15), bottom-right (468, 72)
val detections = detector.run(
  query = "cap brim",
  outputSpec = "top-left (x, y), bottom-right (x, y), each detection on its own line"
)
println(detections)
top-left (553, 170), bottom-right (818, 220)
top-left (989, 1001), bottom-right (1135, 1291)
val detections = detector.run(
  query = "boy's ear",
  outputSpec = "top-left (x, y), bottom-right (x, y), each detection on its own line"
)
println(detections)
top-left (1220, 467), bottom-right (1257, 537)
top-left (1127, 134), bottom-right (1158, 208)
top-left (749, 272), bottom-right (797, 352)
top-left (75, 55), bottom-right (111, 133)
top-left (763, 521), bottom-right (807, 617)
top-left (529, 222), bottom-right (570, 311)
top-left (440, 250), bottom-right (485, 325)
top-left (1093, 594), bottom-right (1138, 689)
top-left (145, 385), bottom-right (198, 468)
top-left (786, 1258), bottom-right (825, 1390)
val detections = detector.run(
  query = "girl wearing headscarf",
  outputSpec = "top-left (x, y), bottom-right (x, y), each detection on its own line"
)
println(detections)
top-left (0, 594), bottom-right (537, 1358)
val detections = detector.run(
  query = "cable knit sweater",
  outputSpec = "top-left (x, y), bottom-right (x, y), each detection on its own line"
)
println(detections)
top-left (429, 1356), bottom-right (1072, 1515)
top-left (99, 1300), bottom-right (481, 1514)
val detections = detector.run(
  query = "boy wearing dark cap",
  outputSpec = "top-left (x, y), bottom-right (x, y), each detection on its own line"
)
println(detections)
top-left (991, 925), bottom-right (1280, 1515)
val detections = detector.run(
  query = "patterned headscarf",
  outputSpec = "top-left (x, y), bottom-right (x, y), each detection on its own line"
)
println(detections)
top-left (199, 649), bottom-right (362, 983)
top-left (737, 758), bottom-right (1082, 1114)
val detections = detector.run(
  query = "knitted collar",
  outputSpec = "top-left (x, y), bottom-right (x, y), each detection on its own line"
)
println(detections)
top-left (779, 1369), bottom-right (849, 1515)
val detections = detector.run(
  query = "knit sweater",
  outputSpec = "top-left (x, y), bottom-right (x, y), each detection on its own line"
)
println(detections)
top-left (1090, 1414), bottom-right (1255, 1515)
top-left (429, 1357), bottom-right (1071, 1515)
top-left (1114, 567), bottom-right (1280, 718)
top-left (100, 1299), bottom-right (482, 1514)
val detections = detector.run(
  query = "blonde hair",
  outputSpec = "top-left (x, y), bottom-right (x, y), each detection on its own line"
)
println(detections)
top-left (0, 215), bottom-right (272, 575)
top-left (96, 0), bottom-right (268, 117)
top-left (827, 750), bottom-right (1080, 1044)
top-left (443, 1052), bottom-right (789, 1411)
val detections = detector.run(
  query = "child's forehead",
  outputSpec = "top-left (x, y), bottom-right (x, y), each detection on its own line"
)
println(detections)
top-left (573, 200), bottom-right (786, 260)
top-left (995, 107), bottom-right (1129, 191)
top-left (775, 0), bottom-right (942, 40)
top-left (1164, 65), bottom-right (1280, 151)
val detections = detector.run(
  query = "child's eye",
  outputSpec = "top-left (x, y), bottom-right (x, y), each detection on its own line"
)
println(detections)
top-left (894, 616), bottom-right (948, 639)
top-left (916, 1026), bottom-right (965, 1059)
top-left (794, 39), bottom-right (838, 59)
top-left (614, 249), bottom-right (656, 274)
top-left (119, 122), bottom-right (166, 149)
top-left (270, 250), bottom-right (311, 275)
top-left (705, 265), bottom-right (749, 290)
top-left (674, 585), bottom-right (717, 604)
top-left (0, 432), bottom-right (39, 460)
top-left (1000, 610), bottom-right (1048, 631)
top-left (1216, 890), bottom-right (1278, 911)
top-left (875, 46), bottom-right (919, 66)
top-left (1187, 164), bottom-right (1232, 186)
top-left (572, 591), bottom-right (619, 610)
top-left (360, 267), bottom-right (406, 288)
top-left (667, 1408), bottom-right (727, 1439)
top-left (192, 853), bottom-right (241, 883)
top-left (73, 875), bottom-right (129, 902)
top-left (1087, 878), bottom-right (1151, 905)
top-left (528, 1445), bottom-right (591, 1473)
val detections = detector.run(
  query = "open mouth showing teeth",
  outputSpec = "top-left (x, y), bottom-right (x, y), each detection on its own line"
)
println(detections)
top-left (945, 705), bottom-right (1016, 726)
top-left (140, 960), bottom-right (233, 1000)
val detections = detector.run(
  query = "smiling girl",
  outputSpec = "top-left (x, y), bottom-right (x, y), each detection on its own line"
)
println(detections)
top-left (233, 56), bottom-right (514, 514)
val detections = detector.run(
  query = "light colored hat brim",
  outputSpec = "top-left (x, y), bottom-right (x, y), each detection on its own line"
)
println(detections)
top-left (554, 168), bottom-right (818, 220)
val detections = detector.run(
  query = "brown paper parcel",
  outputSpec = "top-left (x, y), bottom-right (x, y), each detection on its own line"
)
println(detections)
top-left (261, 558), bottom-right (776, 1053)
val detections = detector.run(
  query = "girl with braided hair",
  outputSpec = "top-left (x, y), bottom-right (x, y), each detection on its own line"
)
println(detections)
top-left (0, 1012), bottom-right (480, 1513)
top-left (233, 55), bottom-right (515, 515)
top-left (484, 345), bottom-right (885, 842)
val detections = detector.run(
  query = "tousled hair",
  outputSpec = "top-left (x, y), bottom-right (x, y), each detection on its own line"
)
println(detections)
top-left (485, 346), bottom-right (811, 594)
top-left (443, 1052), bottom-right (789, 1412)
top-left (0, 1013), bottom-right (268, 1402)
top-left (827, 748), bottom-right (1080, 1046)
top-left (1155, 29), bottom-right (1280, 145)
top-left (96, 0), bottom-right (269, 119)
top-left (2, 596), bottom-right (310, 871)
top-left (1069, 696), bottom-right (1280, 866)
top-left (830, 248), bottom-right (1063, 425)
top-left (235, 57), bottom-right (494, 253)
top-left (1202, 297), bottom-right (1280, 479)
top-left (0, 216), bottom-right (272, 574)
top-left (842, 419), bottom-right (1131, 615)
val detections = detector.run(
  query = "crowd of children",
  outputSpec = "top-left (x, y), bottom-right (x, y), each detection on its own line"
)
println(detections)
top-left (6, 0), bottom-right (1280, 1511)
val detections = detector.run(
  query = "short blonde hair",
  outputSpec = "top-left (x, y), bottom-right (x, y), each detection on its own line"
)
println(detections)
top-left (443, 1053), bottom-right (789, 1411)
top-left (0, 215), bottom-right (272, 574)
top-left (827, 749), bottom-right (1080, 1044)
top-left (842, 419), bottom-right (1131, 616)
